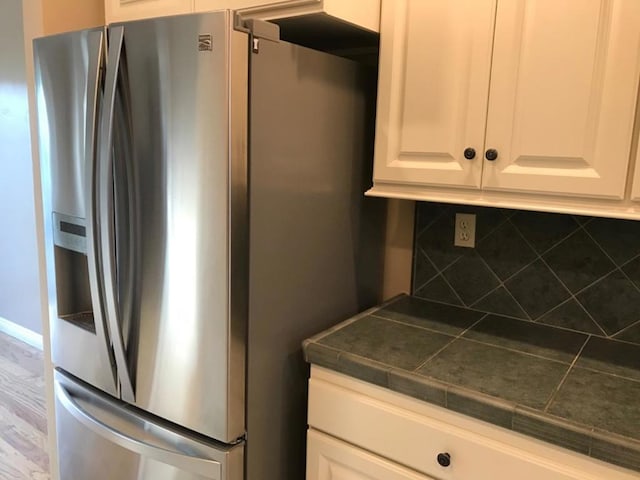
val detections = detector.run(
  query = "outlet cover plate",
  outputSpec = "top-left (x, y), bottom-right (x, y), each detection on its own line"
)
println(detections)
top-left (455, 213), bottom-right (476, 248)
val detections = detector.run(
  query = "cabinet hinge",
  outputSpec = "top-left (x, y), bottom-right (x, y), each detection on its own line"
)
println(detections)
top-left (233, 14), bottom-right (280, 50)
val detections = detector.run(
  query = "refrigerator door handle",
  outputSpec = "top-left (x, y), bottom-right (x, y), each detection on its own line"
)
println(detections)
top-left (99, 25), bottom-right (135, 402)
top-left (84, 29), bottom-right (119, 390)
top-left (55, 381), bottom-right (225, 478)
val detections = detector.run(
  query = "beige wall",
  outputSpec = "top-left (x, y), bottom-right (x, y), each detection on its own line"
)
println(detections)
top-left (42, 0), bottom-right (104, 35)
top-left (382, 199), bottom-right (414, 299)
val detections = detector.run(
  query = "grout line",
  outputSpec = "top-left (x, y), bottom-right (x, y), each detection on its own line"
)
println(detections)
top-left (411, 337), bottom-right (458, 373)
top-left (572, 215), bottom-right (594, 227)
top-left (412, 314), bottom-right (488, 373)
top-left (568, 268), bottom-right (616, 298)
top-left (414, 204), bottom-right (447, 238)
top-left (475, 213), bottom-right (510, 244)
top-left (616, 266), bottom-right (640, 297)
top-left (457, 314), bottom-right (489, 338)
top-left (474, 250), bottom-right (507, 287)
top-left (438, 264), bottom-right (468, 307)
top-left (536, 297), bottom-right (607, 337)
top-left (611, 318), bottom-right (640, 340)
top-left (573, 297), bottom-right (609, 337)
top-left (568, 275), bottom-right (615, 337)
top-left (459, 336), bottom-right (579, 366)
top-left (408, 295), bottom-right (476, 312)
top-left (415, 248), bottom-right (466, 307)
top-left (543, 336), bottom-right (591, 413)
top-left (369, 313), bottom-right (459, 336)
top-left (578, 227), bottom-right (640, 301)
top-left (618, 251), bottom-right (640, 270)
top-left (496, 255), bottom-right (538, 285)
top-left (412, 247), bottom-right (442, 293)
top-left (469, 283), bottom-right (502, 307)
top-left (509, 216), bottom-right (579, 258)
top-left (502, 284), bottom-right (533, 322)
top-left (581, 225), bottom-right (620, 268)
top-left (576, 364), bottom-right (640, 385)
top-left (336, 350), bottom-right (395, 371)
top-left (534, 256), bottom-right (574, 321)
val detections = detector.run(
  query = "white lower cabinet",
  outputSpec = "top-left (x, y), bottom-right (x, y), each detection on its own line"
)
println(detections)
top-left (307, 429), bottom-right (432, 480)
top-left (306, 367), bottom-right (639, 480)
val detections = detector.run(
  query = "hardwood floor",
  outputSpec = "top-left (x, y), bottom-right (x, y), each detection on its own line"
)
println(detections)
top-left (0, 332), bottom-right (49, 479)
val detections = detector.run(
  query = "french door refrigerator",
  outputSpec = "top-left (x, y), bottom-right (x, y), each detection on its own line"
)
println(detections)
top-left (34, 10), bottom-right (383, 480)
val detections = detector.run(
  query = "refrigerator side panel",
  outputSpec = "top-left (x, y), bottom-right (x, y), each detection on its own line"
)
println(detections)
top-left (247, 40), bottom-right (386, 480)
top-left (117, 11), bottom-right (248, 443)
top-left (54, 370), bottom-right (244, 480)
top-left (34, 28), bottom-right (118, 397)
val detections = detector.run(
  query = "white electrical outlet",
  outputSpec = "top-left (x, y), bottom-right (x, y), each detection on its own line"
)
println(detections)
top-left (454, 213), bottom-right (476, 248)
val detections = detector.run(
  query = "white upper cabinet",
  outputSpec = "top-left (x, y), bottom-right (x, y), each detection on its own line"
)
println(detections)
top-left (373, 0), bottom-right (496, 189)
top-left (483, 0), bottom-right (640, 199)
top-left (106, 0), bottom-right (380, 32)
top-left (106, 0), bottom-right (194, 23)
top-left (194, 0), bottom-right (380, 32)
top-left (371, 0), bottom-right (640, 213)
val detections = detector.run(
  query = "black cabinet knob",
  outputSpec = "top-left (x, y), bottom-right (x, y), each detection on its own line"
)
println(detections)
top-left (485, 148), bottom-right (498, 161)
top-left (463, 147), bottom-right (476, 160)
top-left (437, 452), bottom-right (451, 467)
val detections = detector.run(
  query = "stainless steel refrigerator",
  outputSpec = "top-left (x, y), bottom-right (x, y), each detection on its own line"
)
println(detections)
top-left (34, 10), bottom-right (384, 480)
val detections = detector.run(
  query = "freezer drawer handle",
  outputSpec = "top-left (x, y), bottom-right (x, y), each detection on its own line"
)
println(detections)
top-left (55, 381), bottom-right (223, 478)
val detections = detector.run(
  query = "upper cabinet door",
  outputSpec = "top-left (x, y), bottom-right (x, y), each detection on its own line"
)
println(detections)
top-left (483, 0), bottom-right (640, 199)
top-left (372, 0), bottom-right (496, 189)
top-left (106, 0), bottom-right (193, 23)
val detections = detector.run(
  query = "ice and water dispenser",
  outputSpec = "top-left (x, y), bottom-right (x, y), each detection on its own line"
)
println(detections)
top-left (52, 212), bottom-right (95, 333)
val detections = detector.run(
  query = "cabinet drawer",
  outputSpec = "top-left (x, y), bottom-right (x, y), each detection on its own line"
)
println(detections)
top-left (308, 370), bottom-right (635, 480)
top-left (307, 429), bottom-right (432, 480)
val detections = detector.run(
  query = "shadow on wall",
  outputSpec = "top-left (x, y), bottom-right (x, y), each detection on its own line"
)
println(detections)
top-left (0, 0), bottom-right (42, 334)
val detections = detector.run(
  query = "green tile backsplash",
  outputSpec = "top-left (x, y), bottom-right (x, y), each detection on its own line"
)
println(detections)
top-left (412, 202), bottom-right (640, 345)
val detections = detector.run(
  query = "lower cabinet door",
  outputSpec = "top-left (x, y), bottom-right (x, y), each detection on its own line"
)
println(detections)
top-left (307, 429), bottom-right (432, 480)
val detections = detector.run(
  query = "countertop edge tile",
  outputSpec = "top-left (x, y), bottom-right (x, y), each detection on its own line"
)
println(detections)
top-left (447, 385), bottom-right (515, 430)
top-left (304, 303), bottom-right (387, 345)
top-left (334, 352), bottom-right (391, 389)
top-left (513, 405), bottom-right (592, 455)
top-left (304, 342), bottom-right (341, 368)
top-left (388, 368), bottom-right (447, 407)
top-left (590, 429), bottom-right (640, 473)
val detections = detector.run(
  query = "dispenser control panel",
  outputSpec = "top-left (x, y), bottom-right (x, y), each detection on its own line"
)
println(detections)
top-left (53, 212), bottom-right (87, 254)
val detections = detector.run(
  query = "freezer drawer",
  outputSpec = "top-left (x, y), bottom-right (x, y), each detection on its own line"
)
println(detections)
top-left (54, 370), bottom-right (243, 480)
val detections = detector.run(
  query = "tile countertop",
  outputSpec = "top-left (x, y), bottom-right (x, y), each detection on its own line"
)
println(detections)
top-left (303, 294), bottom-right (640, 474)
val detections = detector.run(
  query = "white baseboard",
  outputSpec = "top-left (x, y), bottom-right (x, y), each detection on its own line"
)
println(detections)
top-left (0, 317), bottom-right (43, 350)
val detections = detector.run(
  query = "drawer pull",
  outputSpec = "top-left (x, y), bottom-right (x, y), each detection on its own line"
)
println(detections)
top-left (437, 452), bottom-right (451, 467)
